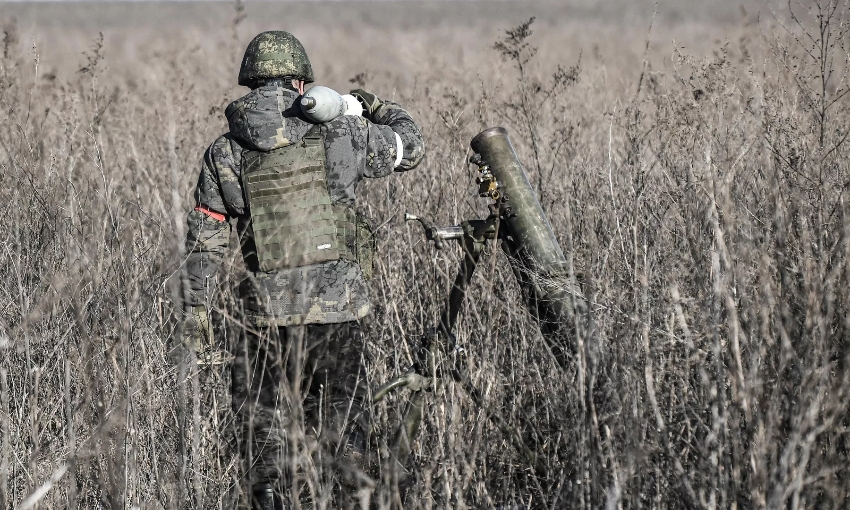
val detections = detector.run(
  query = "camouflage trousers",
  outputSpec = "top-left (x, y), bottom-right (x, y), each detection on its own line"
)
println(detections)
top-left (231, 321), bottom-right (374, 508)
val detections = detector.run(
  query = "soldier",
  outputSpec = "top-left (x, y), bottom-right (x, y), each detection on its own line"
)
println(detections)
top-left (182, 31), bottom-right (424, 509)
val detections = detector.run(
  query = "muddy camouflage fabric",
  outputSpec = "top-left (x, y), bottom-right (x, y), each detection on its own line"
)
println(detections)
top-left (238, 31), bottom-right (314, 86)
top-left (185, 85), bottom-right (424, 325)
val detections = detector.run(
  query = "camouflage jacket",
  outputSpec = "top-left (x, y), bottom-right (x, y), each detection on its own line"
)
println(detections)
top-left (185, 85), bottom-right (424, 325)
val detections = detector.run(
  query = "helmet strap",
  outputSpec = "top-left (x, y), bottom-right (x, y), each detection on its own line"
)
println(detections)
top-left (253, 77), bottom-right (298, 91)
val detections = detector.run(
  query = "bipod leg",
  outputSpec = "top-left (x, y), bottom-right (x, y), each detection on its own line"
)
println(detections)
top-left (438, 221), bottom-right (486, 340)
top-left (397, 221), bottom-right (486, 467)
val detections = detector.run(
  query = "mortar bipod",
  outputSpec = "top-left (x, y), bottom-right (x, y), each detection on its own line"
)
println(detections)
top-left (373, 211), bottom-right (498, 399)
top-left (374, 210), bottom-right (546, 481)
top-left (371, 211), bottom-right (497, 480)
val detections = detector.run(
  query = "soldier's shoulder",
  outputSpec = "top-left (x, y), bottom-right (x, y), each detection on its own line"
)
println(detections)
top-left (207, 133), bottom-right (244, 167)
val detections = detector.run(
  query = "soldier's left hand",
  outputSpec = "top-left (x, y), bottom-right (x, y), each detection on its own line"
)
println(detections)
top-left (349, 89), bottom-right (382, 119)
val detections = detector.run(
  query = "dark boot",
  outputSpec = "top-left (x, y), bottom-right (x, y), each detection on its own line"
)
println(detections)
top-left (251, 483), bottom-right (282, 510)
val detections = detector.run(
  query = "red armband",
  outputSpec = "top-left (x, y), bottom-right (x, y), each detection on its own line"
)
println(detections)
top-left (194, 205), bottom-right (226, 222)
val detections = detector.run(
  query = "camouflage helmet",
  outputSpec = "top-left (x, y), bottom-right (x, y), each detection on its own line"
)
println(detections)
top-left (238, 31), bottom-right (314, 87)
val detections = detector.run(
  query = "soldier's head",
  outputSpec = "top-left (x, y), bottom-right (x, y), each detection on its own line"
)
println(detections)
top-left (238, 31), bottom-right (314, 94)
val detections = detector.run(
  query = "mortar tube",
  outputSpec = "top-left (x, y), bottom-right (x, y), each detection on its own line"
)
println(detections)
top-left (471, 127), bottom-right (596, 365)
top-left (470, 127), bottom-right (567, 275)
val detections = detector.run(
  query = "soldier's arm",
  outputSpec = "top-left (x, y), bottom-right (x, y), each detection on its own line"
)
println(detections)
top-left (368, 100), bottom-right (425, 173)
top-left (350, 89), bottom-right (425, 174)
top-left (184, 136), bottom-right (243, 307)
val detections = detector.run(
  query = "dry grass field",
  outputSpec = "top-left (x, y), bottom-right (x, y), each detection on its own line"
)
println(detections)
top-left (1, 0), bottom-right (849, 508)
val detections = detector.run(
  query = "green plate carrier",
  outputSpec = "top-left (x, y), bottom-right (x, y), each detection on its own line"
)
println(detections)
top-left (243, 126), bottom-right (357, 272)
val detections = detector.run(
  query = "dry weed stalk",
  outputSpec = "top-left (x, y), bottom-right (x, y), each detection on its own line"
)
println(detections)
top-left (0, 2), bottom-right (848, 509)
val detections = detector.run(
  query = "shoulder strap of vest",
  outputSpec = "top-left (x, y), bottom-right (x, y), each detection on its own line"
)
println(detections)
top-left (240, 124), bottom-right (323, 170)
top-left (302, 124), bottom-right (323, 147)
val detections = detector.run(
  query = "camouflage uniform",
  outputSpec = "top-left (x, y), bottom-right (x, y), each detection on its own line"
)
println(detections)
top-left (185, 80), bottom-right (424, 506)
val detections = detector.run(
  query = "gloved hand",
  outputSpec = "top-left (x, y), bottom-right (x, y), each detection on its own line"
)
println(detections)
top-left (182, 305), bottom-right (214, 358)
top-left (349, 89), bottom-right (382, 119)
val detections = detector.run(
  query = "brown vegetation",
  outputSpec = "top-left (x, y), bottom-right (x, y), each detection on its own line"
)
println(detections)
top-left (0, 1), bottom-right (848, 508)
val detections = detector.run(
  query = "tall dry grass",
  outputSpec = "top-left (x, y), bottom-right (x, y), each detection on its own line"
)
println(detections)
top-left (0, 1), bottom-right (849, 508)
